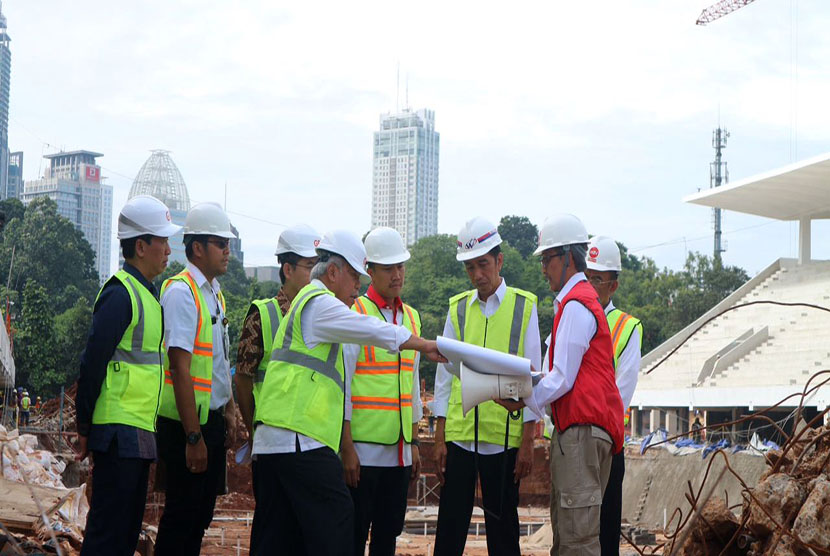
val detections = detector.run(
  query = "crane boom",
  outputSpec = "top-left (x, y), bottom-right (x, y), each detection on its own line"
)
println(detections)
top-left (696, 0), bottom-right (759, 25)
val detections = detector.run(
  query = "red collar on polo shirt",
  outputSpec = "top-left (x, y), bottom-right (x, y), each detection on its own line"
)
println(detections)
top-left (366, 285), bottom-right (403, 324)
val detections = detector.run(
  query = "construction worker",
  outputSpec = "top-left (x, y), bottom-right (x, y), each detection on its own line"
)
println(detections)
top-left (19, 390), bottom-right (30, 426)
top-left (235, 223), bottom-right (320, 545)
top-left (433, 217), bottom-right (540, 556)
top-left (35, 396), bottom-right (42, 412)
top-left (497, 214), bottom-right (624, 556)
top-left (250, 229), bottom-right (446, 556)
top-left (236, 224), bottom-right (321, 440)
top-left (341, 227), bottom-right (423, 556)
top-left (584, 236), bottom-right (642, 556)
top-left (75, 195), bottom-right (181, 556)
top-left (155, 202), bottom-right (238, 556)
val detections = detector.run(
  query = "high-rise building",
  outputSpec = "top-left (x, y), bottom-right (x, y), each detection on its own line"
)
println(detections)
top-left (6, 151), bottom-right (21, 199)
top-left (22, 150), bottom-right (113, 283)
top-left (371, 108), bottom-right (440, 246)
top-left (0, 3), bottom-right (12, 198)
top-left (129, 150), bottom-right (190, 265)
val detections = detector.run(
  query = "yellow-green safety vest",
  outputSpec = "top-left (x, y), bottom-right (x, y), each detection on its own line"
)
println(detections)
top-left (21, 396), bottom-right (30, 411)
top-left (544, 307), bottom-right (642, 438)
top-left (256, 283), bottom-right (346, 451)
top-left (91, 269), bottom-right (164, 432)
top-left (446, 286), bottom-right (537, 449)
top-left (350, 296), bottom-right (420, 445)
top-left (157, 270), bottom-right (225, 425)
top-left (250, 298), bottom-right (283, 418)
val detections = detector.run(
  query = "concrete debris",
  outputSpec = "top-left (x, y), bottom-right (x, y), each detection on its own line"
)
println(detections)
top-left (1, 425), bottom-right (68, 489)
top-left (746, 473), bottom-right (806, 537)
top-left (677, 497), bottom-right (741, 556)
top-left (791, 476), bottom-right (830, 550)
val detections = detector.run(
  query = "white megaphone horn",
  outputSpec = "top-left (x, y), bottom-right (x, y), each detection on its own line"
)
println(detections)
top-left (460, 362), bottom-right (533, 417)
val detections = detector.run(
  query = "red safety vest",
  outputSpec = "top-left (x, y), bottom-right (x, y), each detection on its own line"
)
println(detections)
top-left (550, 280), bottom-right (624, 453)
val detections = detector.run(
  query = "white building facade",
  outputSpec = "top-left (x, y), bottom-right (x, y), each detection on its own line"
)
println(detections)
top-left (23, 151), bottom-right (112, 283)
top-left (371, 109), bottom-right (440, 246)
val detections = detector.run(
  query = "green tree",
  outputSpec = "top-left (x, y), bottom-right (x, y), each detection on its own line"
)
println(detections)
top-left (498, 215), bottom-right (538, 258)
top-left (0, 197), bottom-right (98, 313)
top-left (15, 281), bottom-right (58, 394)
top-left (153, 261), bottom-right (185, 292)
top-left (53, 297), bottom-right (93, 388)
top-left (0, 198), bottom-right (24, 231)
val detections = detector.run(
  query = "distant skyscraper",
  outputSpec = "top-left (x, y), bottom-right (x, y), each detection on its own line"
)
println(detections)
top-left (0, 3), bottom-right (11, 198)
top-left (371, 108), bottom-right (440, 246)
top-left (6, 151), bottom-right (21, 199)
top-left (22, 151), bottom-right (113, 283)
top-left (129, 150), bottom-right (191, 265)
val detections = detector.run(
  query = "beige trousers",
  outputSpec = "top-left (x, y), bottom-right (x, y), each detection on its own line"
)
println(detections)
top-left (548, 425), bottom-right (613, 556)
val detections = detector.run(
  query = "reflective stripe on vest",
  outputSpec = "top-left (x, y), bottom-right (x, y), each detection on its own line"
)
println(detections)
top-left (256, 283), bottom-right (346, 451)
top-left (253, 298), bottom-right (282, 385)
top-left (349, 296), bottom-right (420, 445)
top-left (607, 309), bottom-right (642, 370)
top-left (445, 286), bottom-right (536, 449)
top-left (157, 270), bottom-right (220, 425)
top-left (91, 270), bottom-right (164, 432)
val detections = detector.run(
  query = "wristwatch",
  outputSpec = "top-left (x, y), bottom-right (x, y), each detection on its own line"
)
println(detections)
top-left (186, 431), bottom-right (202, 445)
top-left (411, 438), bottom-right (420, 447)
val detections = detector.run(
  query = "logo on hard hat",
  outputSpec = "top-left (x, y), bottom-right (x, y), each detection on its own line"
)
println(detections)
top-left (588, 246), bottom-right (599, 261)
top-left (165, 210), bottom-right (172, 222)
top-left (464, 238), bottom-right (478, 250)
top-left (363, 257), bottom-right (368, 267)
top-left (313, 239), bottom-right (320, 247)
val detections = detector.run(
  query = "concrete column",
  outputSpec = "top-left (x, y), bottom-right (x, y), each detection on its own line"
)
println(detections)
top-left (650, 409), bottom-right (662, 433)
top-left (666, 411), bottom-right (680, 436)
top-left (799, 218), bottom-right (811, 265)
top-left (630, 408), bottom-right (640, 437)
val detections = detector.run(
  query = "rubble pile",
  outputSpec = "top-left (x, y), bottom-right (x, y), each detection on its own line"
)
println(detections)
top-left (677, 423), bottom-right (830, 556)
top-left (0, 425), bottom-right (88, 554)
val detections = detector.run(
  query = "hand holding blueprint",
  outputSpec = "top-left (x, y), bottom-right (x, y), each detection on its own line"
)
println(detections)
top-left (436, 335), bottom-right (539, 384)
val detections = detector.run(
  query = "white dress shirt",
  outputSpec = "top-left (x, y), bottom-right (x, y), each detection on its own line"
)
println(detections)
top-left (161, 262), bottom-right (232, 411)
top-left (525, 273), bottom-right (597, 419)
top-left (343, 302), bottom-right (423, 467)
top-left (253, 280), bottom-right (414, 455)
top-left (433, 279), bottom-right (540, 455)
top-left (605, 300), bottom-right (642, 409)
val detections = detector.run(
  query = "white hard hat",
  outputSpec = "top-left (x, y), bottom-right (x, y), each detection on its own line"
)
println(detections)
top-left (183, 202), bottom-right (235, 238)
top-left (533, 214), bottom-right (589, 256)
top-left (365, 227), bottom-right (410, 265)
top-left (316, 229), bottom-right (371, 284)
top-left (275, 224), bottom-right (321, 258)
top-left (456, 217), bottom-right (502, 262)
top-left (586, 236), bottom-right (622, 272)
top-left (117, 195), bottom-right (182, 239)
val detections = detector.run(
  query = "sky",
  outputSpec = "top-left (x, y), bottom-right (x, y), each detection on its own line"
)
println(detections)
top-left (6, 0), bottom-right (830, 277)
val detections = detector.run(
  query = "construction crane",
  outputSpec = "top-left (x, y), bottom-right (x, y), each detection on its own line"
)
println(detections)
top-left (696, 0), bottom-right (759, 25)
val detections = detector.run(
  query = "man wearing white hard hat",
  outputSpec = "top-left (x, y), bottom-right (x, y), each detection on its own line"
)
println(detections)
top-left (433, 217), bottom-right (541, 556)
top-left (339, 227), bottom-right (424, 556)
top-left (155, 202), bottom-right (238, 555)
top-left (250, 229), bottom-right (445, 556)
top-left (584, 236), bottom-right (642, 556)
top-left (496, 214), bottom-right (624, 556)
top-left (76, 195), bottom-right (181, 556)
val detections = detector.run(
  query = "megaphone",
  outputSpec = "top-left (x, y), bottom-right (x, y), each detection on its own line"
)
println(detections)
top-left (460, 362), bottom-right (533, 416)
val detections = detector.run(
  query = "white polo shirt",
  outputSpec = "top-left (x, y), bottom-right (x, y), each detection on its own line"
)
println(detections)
top-left (161, 262), bottom-right (232, 411)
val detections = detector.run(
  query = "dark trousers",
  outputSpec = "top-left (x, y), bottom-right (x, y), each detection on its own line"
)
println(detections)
top-left (155, 411), bottom-right (226, 556)
top-left (434, 443), bottom-right (520, 556)
top-left (600, 450), bottom-right (625, 556)
top-left (349, 465), bottom-right (411, 556)
top-left (81, 440), bottom-right (151, 556)
top-left (251, 446), bottom-right (353, 556)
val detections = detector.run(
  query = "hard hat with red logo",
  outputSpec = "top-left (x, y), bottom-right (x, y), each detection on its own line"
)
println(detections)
top-left (117, 195), bottom-right (183, 239)
top-left (275, 224), bottom-right (321, 258)
top-left (364, 227), bottom-right (410, 265)
top-left (456, 217), bottom-right (503, 261)
top-left (316, 230), bottom-right (371, 284)
top-left (586, 235), bottom-right (622, 272)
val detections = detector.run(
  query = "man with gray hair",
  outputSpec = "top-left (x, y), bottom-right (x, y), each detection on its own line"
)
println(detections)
top-left (250, 229), bottom-right (446, 556)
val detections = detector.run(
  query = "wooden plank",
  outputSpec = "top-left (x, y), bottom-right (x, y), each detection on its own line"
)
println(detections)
top-left (0, 477), bottom-right (66, 533)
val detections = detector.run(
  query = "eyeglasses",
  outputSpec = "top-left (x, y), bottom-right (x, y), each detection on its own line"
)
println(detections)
top-left (206, 238), bottom-right (230, 249)
top-left (587, 275), bottom-right (614, 287)
top-left (540, 252), bottom-right (565, 268)
top-left (291, 262), bottom-right (317, 271)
